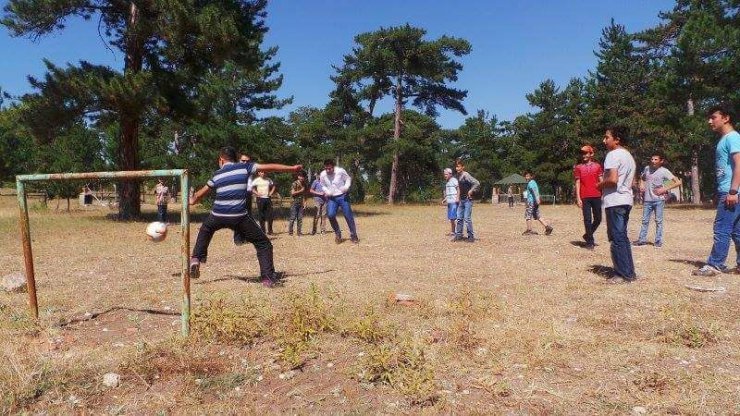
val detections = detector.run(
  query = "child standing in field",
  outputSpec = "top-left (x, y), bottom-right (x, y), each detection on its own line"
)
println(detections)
top-left (451, 159), bottom-right (480, 242)
top-left (309, 173), bottom-right (327, 235)
top-left (442, 168), bottom-right (460, 236)
top-left (522, 171), bottom-right (554, 236)
top-left (288, 170), bottom-right (307, 236)
top-left (155, 179), bottom-right (169, 223)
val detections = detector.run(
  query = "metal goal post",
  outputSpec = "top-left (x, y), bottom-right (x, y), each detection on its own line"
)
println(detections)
top-left (16, 169), bottom-right (192, 336)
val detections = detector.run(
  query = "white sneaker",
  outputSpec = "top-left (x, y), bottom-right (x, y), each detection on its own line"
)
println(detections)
top-left (691, 265), bottom-right (722, 277)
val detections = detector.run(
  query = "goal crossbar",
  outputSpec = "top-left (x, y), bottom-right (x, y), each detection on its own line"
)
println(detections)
top-left (15, 169), bottom-right (193, 336)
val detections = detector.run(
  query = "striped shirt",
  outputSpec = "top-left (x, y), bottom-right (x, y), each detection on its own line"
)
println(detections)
top-left (207, 162), bottom-right (257, 217)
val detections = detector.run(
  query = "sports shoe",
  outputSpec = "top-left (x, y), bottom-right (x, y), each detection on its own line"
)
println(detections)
top-left (450, 235), bottom-right (464, 242)
top-left (691, 265), bottom-right (722, 277)
top-left (350, 236), bottom-right (359, 244)
top-left (654, 242), bottom-right (663, 248)
top-left (545, 225), bottom-right (553, 235)
top-left (585, 243), bottom-right (595, 251)
top-left (605, 276), bottom-right (629, 284)
top-left (632, 241), bottom-right (648, 247)
top-left (189, 258), bottom-right (200, 279)
top-left (262, 277), bottom-right (275, 288)
top-left (522, 230), bottom-right (538, 236)
top-left (466, 237), bottom-right (475, 243)
top-left (335, 235), bottom-right (343, 244)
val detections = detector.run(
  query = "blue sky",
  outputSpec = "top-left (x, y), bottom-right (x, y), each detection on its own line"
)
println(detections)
top-left (0, 0), bottom-right (675, 128)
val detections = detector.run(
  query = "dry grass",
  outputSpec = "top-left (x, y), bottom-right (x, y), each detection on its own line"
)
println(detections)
top-left (0, 195), bottom-right (738, 414)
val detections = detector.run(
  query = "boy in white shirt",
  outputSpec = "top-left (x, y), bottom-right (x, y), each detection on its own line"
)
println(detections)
top-left (441, 168), bottom-right (459, 236)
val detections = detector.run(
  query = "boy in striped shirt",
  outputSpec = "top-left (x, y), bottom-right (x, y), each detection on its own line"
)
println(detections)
top-left (189, 146), bottom-right (301, 287)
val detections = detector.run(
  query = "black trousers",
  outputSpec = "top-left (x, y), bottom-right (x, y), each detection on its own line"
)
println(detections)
top-left (256, 198), bottom-right (273, 233)
top-left (192, 213), bottom-right (274, 279)
top-left (581, 197), bottom-right (602, 244)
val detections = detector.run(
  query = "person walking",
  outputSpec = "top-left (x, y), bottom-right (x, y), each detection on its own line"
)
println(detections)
top-left (597, 126), bottom-right (637, 283)
top-left (693, 105), bottom-right (740, 276)
top-left (522, 171), bottom-right (554, 236)
top-left (574, 145), bottom-right (603, 249)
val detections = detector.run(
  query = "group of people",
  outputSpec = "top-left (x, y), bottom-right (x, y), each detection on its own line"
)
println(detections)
top-left (442, 160), bottom-right (554, 242)
top-left (572, 105), bottom-right (736, 282)
top-left (182, 105), bottom-right (735, 288)
top-left (187, 150), bottom-right (360, 287)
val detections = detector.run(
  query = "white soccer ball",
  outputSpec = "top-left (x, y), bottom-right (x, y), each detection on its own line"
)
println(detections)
top-left (146, 221), bottom-right (168, 242)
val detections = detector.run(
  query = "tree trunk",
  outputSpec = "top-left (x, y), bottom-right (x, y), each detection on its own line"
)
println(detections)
top-left (687, 98), bottom-right (701, 204)
top-left (117, 1), bottom-right (143, 219)
top-left (388, 78), bottom-right (402, 204)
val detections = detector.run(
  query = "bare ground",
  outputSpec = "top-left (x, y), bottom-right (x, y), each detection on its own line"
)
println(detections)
top-left (0, 196), bottom-right (738, 415)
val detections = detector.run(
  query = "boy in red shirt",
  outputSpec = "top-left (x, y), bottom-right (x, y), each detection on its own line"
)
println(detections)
top-left (574, 145), bottom-right (603, 250)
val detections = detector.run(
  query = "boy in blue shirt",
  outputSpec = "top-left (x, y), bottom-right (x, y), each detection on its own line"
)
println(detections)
top-left (189, 146), bottom-right (301, 287)
top-left (522, 171), bottom-right (553, 236)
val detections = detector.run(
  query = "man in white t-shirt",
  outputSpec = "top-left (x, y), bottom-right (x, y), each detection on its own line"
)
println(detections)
top-left (597, 126), bottom-right (637, 283)
top-left (320, 159), bottom-right (359, 244)
top-left (634, 153), bottom-right (681, 248)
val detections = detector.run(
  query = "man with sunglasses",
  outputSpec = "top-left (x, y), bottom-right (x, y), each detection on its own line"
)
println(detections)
top-left (574, 145), bottom-right (603, 250)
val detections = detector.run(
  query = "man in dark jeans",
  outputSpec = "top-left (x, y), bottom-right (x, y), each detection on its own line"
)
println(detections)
top-left (574, 145), bottom-right (603, 250)
top-left (189, 146), bottom-right (301, 287)
top-left (597, 126), bottom-right (636, 283)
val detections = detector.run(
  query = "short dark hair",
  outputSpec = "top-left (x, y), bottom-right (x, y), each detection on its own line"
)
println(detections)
top-left (220, 146), bottom-right (237, 162)
top-left (297, 170), bottom-right (307, 178)
top-left (524, 170), bottom-right (533, 176)
top-left (651, 152), bottom-right (665, 161)
top-left (323, 158), bottom-right (335, 167)
top-left (707, 104), bottom-right (735, 124)
top-left (455, 158), bottom-right (464, 167)
top-left (606, 125), bottom-right (629, 145)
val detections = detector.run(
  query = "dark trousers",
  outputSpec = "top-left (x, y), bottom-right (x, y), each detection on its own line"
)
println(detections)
top-left (246, 191), bottom-right (253, 216)
top-left (508, 196), bottom-right (514, 208)
top-left (192, 213), bottom-right (274, 279)
top-left (312, 201), bottom-right (326, 234)
top-left (256, 198), bottom-right (273, 234)
top-left (605, 205), bottom-right (636, 280)
top-left (288, 200), bottom-right (304, 234)
top-left (157, 204), bottom-right (168, 223)
top-left (581, 197), bottom-right (602, 244)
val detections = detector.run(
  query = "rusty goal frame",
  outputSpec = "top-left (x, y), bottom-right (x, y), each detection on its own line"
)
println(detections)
top-left (15, 169), bottom-right (192, 336)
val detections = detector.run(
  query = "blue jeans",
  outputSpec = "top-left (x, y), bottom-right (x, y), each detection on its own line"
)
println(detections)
top-left (455, 199), bottom-right (474, 238)
top-left (637, 200), bottom-right (664, 244)
top-left (605, 205), bottom-right (636, 279)
top-left (157, 204), bottom-right (168, 223)
top-left (707, 193), bottom-right (740, 270)
top-left (327, 193), bottom-right (357, 238)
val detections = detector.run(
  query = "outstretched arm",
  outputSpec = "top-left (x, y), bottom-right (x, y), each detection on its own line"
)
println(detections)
top-left (255, 163), bottom-right (302, 173)
top-left (189, 185), bottom-right (211, 205)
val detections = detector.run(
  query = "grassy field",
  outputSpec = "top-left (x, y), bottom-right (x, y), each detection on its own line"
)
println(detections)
top-left (0, 196), bottom-right (738, 414)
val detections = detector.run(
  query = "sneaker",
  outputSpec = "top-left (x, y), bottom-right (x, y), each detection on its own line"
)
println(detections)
top-left (585, 243), bottom-right (595, 251)
top-left (632, 241), bottom-right (648, 247)
top-left (654, 242), bottom-right (663, 248)
top-left (335, 236), bottom-right (343, 244)
top-left (261, 277), bottom-right (275, 288)
top-left (450, 235), bottom-right (464, 242)
top-left (466, 237), bottom-right (475, 243)
top-left (350, 236), bottom-right (359, 244)
top-left (691, 265), bottom-right (722, 277)
top-left (545, 225), bottom-right (553, 235)
top-left (605, 276), bottom-right (630, 284)
top-left (522, 230), bottom-right (538, 236)
top-left (189, 258), bottom-right (200, 279)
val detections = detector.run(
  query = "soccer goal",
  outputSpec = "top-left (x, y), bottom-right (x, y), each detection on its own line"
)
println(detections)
top-left (15, 169), bottom-right (193, 336)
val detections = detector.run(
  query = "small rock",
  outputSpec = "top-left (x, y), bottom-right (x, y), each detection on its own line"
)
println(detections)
top-left (2, 273), bottom-right (27, 293)
top-left (461, 389), bottom-right (470, 395)
top-left (102, 328), bottom-right (110, 332)
top-left (102, 372), bottom-right (120, 388)
top-left (68, 394), bottom-right (81, 406)
top-left (326, 362), bottom-right (334, 368)
top-left (632, 406), bottom-right (647, 415)
top-left (279, 370), bottom-right (297, 380)
top-left (195, 378), bottom-right (203, 385)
